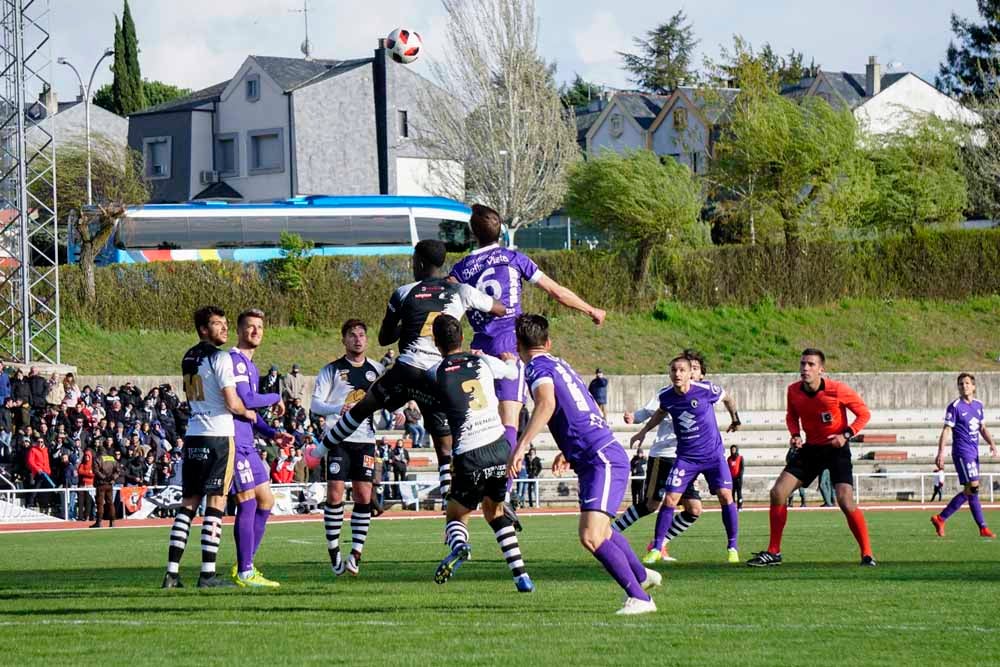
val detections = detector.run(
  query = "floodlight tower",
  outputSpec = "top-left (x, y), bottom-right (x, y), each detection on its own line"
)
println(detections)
top-left (0, 0), bottom-right (60, 364)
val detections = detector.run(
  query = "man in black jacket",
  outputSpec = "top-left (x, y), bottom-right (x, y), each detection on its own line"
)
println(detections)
top-left (27, 367), bottom-right (48, 419)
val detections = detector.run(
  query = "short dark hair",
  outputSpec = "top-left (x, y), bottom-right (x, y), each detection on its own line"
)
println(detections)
top-left (432, 314), bottom-right (463, 352)
top-left (194, 305), bottom-right (225, 331)
top-left (801, 348), bottom-right (826, 364)
top-left (237, 308), bottom-right (265, 327)
top-left (957, 372), bottom-right (976, 384)
top-left (669, 356), bottom-right (691, 369)
top-left (469, 204), bottom-right (502, 244)
top-left (516, 314), bottom-right (549, 349)
top-left (414, 239), bottom-right (447, 268)
top-left (341, 319), bottom-right (367, 338)
top-left (682, 348), bottom-right (706, 376)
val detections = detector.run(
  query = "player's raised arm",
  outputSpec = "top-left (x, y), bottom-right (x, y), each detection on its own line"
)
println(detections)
top-left (534, 274), bottom-right (606, 325)
top-left (630, 408), bottom-right (667, 448)
top-left (457, 282), bottom-right (509, 318)
top-left (479, 353), bottom-right (519, 381)
top-left (378, 292), bottom-right (403, 346)
top-left (508, 381), bottom-right (555, 478)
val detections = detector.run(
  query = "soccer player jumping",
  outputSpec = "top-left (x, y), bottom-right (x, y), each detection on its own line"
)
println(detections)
top-left (747, 348), bottom-right (876, 567)
top-left (508, 314), bottom-right (660, 615)
top-left (930, 373), bottom-right (997, 539)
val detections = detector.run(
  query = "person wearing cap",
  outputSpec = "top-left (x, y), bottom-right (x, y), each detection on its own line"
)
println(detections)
top-left (283, 363), bottom-right (306, 404)
top-left (588, 369), bottom-right (609, 419)
top-left (260, 364), bottom-right (283, 397)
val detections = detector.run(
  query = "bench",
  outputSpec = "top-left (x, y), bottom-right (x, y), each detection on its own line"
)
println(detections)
top-left (896, 490), bottom-right (916, 501)
top-left (866, 451), bottom-right (909, 461)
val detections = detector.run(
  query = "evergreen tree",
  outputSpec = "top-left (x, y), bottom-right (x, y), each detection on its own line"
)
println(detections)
top-left (559, 74), bottom-right (601, 108)
top-left (619, 11), bottom-right (698, 94)
top-left (121, 0), bottom-right (146, 112)
top-left (937, 1), bottom-right (1000, 100)
top-left (110, 16), bottom-right (126, 115)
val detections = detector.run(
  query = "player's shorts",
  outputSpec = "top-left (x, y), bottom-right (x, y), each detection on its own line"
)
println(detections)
top-left (784, 444), bottom-right (854, 487)
top-left (953, 455), bottom-right (980, 485)
top-left (643, 455), bottom-right (701, 504)
top-left (471, 331), bottom-right (526, 403)
top-left (327, 441), bottom-right (377, 483)
top-left (449, 436), bottom-right (509, 509)
top-left (369, 361), bottom-right (449, 439)
top-left (664, 455), bottom-right (732, 495)
top-left (230, 443), bottom-right (269, 494)
top-left (575, 441), bottom-right (629, 517)
top-left (182, 435), bottom-right (234, 497)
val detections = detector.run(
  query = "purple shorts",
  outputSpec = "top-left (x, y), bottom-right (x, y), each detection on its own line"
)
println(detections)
top-left (665, 455), bottom-right (732, 495)
top-left (471, 331), bottom-right (526, 403)
top-left (575, 441), bottom-right (629, 516)
top-left (954, 455), bottom-right (980, 485)
top-left (231, 444), bottom-right (269, 494)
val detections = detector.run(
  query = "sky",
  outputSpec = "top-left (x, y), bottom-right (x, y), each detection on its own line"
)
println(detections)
top-left (43, 0), bottom-right (978, 103)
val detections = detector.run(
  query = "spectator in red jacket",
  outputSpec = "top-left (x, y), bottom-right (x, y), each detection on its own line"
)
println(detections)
top-left (26, 436), bottom-right (54, 511)
top-left (271, 448), bottom-right (295, 484)
top-left (77, 449), bottom-right (96, 522)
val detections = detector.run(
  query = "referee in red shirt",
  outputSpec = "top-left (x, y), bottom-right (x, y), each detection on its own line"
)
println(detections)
top-left (747, 348), bottom-right (876, 567)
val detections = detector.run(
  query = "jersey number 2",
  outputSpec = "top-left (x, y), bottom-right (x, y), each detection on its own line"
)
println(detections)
top-left (461, 379), bottom-right (488, 410)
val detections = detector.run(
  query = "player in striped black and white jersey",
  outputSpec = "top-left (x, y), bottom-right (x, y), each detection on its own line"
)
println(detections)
top-left (309, 319), bottom-right (385, 576)
top-left (425, 314), bottom-right (534, 592)
top-left (162, 305), bottom-right (257, 590)
top-left (304, 240), bottom-right (508, 506)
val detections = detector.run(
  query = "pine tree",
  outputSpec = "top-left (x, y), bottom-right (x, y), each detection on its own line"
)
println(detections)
top-left (618, 11), bottom-right (698, 94)
top-left (936, 0), bottom-right (1000, 100)
top-left (559, 74), bottom-right (601, 108)
top-left (110, 16), bottom-right (126, 115)
top-left (121, 0), bottom-right (146, 112)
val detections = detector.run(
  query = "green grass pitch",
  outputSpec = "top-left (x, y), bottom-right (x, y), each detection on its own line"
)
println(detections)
top-left (1, 509), bottom-right (997, 666)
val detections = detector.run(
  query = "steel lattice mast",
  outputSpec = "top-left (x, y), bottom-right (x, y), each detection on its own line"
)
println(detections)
top-left (0, 0), bottom-right (59, 364)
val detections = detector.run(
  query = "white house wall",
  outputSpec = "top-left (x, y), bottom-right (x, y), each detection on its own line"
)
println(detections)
top-left (589, 105), bottom-right (646, 155)
top-left (396, 157), bottom-right (464, 198)
top-left (651, 98), bottom-right (710, 173)
top-left (189, 110), bottom-right (214, 199)
top-left (855, 74), bottom-right (981, 136)
top-left (216, 59), bottom-right (292, 201)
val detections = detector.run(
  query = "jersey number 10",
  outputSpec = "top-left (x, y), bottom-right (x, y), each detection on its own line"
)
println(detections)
top-left (183, 373), bottom-right (206, 402)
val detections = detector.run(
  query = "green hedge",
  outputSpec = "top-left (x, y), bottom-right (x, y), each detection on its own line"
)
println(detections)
top-left (59, 227), bottom-right (1000, 330)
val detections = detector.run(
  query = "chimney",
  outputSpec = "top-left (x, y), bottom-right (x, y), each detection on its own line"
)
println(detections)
top-left (38, 85), bottom-right (57, 116)
top-left (865, 56), bottom-right (881, 97)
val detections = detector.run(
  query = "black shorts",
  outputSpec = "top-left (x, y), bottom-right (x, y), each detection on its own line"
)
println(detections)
top-left (327, 442), bottom-right (376, 483)
top-left (369, 361), bottom-right (449, 439)
top-left (182, 435), bottom-right (234, 497)
top-left (784, 445), bottom-right (854, 487)
top-left (643, 456), bottom-right (701, 504)
top-left (449, 438), bottom-right (509, 510)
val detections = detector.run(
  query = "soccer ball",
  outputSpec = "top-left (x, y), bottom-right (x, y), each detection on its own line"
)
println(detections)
top-left (387, 27), bottom-right (422, 64)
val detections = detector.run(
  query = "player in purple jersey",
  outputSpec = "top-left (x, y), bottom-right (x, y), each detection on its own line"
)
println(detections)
top-left (229, 309), bottom-right (296, 587)
top-left (507, 314), bottom-right (660, 615)
top-left (630, 356), bottom-right (742, 564)
top-left (450, 205), bottom-right (606, 526)
top-left (931, 373), bottom-right (997, 539)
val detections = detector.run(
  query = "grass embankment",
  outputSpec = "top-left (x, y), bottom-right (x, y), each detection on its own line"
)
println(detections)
top-left (62, 296), bottom-right (1000, 375)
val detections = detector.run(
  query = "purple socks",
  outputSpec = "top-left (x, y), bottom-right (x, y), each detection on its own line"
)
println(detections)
top-left (939, 492), bottom-right (967, 520)
top-left (653, 506), bottom-right (675, 550)
top-left (593, 535), bottom-right (650, 601)
top-left (968, 494), bottom-right (987, 528)
top-left (504, 425), bottom-right (518, 495)
top-left (721, 502), bottom-right (739, 550)
top-left (234, 497), bottom-right (257, 574)
top-left (252, 506), bottom-right (272, 558)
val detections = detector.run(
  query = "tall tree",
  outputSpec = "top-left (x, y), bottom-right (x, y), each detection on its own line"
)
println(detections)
top-left (110, 15), bottom-right (127, 115)
top-left (416, 0), bottom-right (579, 247)
top-left (121, 0), bottom-right (146, 113)
top-left (95, 80), bottom-right (190, 114)
top-left (619, 10), bottom-right (698, 94)
top-left (565, 150), bottom-right (705, 284)
top-left (708, 48), bottom-right (860, 244)
top-left (937, 1), bottom-right (1000, 100)
top-left (709, 36), bottom-right (818, 90)
top-left (962, 84), bottom-right (1000, 218)
top-left (560, 73), bottom-right (601, 108)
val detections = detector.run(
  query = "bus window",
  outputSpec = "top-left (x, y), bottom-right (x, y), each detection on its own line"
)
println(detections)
top-left (189, 216), bottom-right (244, 248)
top-left (287, 215), bottom-right (355, 246)
top-left (243, 216), bottom-right (286, 247)
top-left (350, 215), bottom-right (411, 246)
top-left (415, 217), bottom-right (471, 252)
top-left (122, 216), bottom-right (191, 249)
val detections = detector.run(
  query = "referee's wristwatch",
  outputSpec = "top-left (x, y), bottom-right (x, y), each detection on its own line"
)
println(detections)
top-left (841, 428), bottom-right (854, 443)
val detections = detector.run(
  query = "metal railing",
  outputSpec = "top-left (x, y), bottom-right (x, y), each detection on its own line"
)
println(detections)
top-left (0, 471), bottom-right (995, 523)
